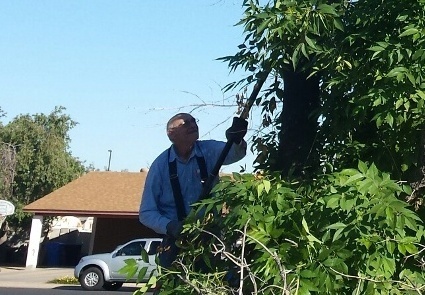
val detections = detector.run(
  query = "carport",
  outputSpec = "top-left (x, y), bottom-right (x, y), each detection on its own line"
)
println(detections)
top-left (23, 170), bottom-right (159, 268)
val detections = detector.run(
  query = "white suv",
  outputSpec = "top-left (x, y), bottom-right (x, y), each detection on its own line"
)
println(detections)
top-left (74, 238), bottom-right (162, 291)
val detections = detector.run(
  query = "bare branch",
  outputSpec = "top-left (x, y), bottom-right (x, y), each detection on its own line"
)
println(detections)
top-left (329, 267), bottom-right (425, 294)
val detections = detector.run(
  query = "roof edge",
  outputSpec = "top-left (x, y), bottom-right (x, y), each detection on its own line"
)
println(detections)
top-left (22, 209), bottom-right (139, 217)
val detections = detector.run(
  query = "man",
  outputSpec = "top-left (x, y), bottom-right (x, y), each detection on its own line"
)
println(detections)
top-left (139, 113), bottom-right (247, 268)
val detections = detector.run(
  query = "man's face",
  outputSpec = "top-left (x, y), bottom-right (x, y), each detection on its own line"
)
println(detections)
top-left (167, 114), bottom-right (199, 144)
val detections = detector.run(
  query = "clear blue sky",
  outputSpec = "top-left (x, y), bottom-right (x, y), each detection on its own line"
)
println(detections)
top-left (0, 1), bottom-right (259, 172)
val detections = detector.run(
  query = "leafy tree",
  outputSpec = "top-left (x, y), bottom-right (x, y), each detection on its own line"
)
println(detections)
top-left (220, 0), bottom-right (425, 202)
top-left (0, 142), bottom-right (17, 208)
top-left (0, 106), bottom-right (85, 237)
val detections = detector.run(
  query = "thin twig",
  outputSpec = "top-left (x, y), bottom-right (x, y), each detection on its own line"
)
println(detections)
top-left (329, 267), bottom-right (424, 294)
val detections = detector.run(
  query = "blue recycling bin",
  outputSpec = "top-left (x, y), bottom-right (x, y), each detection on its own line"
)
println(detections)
top-left (45, 242), bottom-right (62, 266)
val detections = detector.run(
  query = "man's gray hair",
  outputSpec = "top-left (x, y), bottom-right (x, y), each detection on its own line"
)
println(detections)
top-left (166, 113), bottom-right (192, 131)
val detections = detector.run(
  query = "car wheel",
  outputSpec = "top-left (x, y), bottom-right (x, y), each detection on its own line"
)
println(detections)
top-left (103, 281), bottom-right (123, 291)
top-left (79, 267), bottom-right (104, 291)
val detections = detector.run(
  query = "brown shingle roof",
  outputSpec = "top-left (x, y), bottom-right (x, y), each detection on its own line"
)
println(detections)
top-left (23, 171), bottom-right (147, 217)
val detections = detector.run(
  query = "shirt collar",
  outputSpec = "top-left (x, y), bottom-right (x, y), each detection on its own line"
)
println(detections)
top-left (169, 141), bottom-right (202, 163)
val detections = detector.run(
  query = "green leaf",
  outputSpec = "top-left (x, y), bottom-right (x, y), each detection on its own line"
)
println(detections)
top-left (336, 249), bottom-right (352, 260)
top-left (387, 67), bottom-right (407, 77)
top-left (326, 195), bottom-right (340, 209)
top-left (402, 184), bottom-right (412, 194)
top-left (292, 44), bottom-right (301, 69)
top-left (398, 243), bottom-right (406, 255)
top-left (399, 28), bottom-right (419, 37)
top-left (257, 182), bottom-right (264, 196)
top-left (147, 275), bottom-right (157, 287)
top-left (401, 164), bottom-right (409, 172)
top-left (386, 240), bottom-right (395, 254)
top-left (369, 46), bottom-right (385, 52)
top-left (302, 217), bottom-right (310, 233)
top-left (404, 243), bottom-right (418, 254)
top-left (358, 161), bottom-right (368, 174)
top-left (257, 18), bottom-right (272, 34)
top-left (119, 259), bottom-right (138, 279)
top-left (376, 41), bottom-right (389, 48)
top-left (385, 113), bottom-right (394, 127)
top-left (263, 179), bottom-right (271, 193)
top-left (342, 173), bottom-right (364, 186)
top-left (395, 99), bottom-right (403, 109)
top-left (413, 49), bottom-right (424, 60)
top-left (323, 257), bottom-right (342, 267)
top-left (302, 217), bottom-right (322, 244)
top-left (137, 266), bottom-right (148, 282)
top-left (300, 269), bottom-right (317, 278)
top-left (300, 278), bottom-right (320, 291)
top-left (407, 73), bottom-right (416, 85)
top-left (326, 222), bottom-right (347, 230)
top-left (416, 90), bottom-right (425, 100)
top-left (389, 199), bottom-right (407, 211)
top-left (318, 248), bottom-right (332, 261)
top-left (317, 4), bottom-right (338, 16)
top-left (332, 227), bottom-right (345, 242)
top-left (255, 12), bottom-right (270, 19)
top-left (358, 178), bottom-right (374, 195)
top-left (305, 35), bottom-right (316, 49)
top-left (333, 18), bottom-right (344, 31)
top-left (382, 257), bottom-right (396, 277)
top-left (361, 239), bottom-right (372, 250)
top-left (300, 43), bottom-right (308, 58)
top-left (365, 282), bottom-right (375, 295)
top-left (141, 248), bottom-right (149, 263)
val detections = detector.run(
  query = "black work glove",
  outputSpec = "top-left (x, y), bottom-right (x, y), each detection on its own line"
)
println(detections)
top-left (225, 117), bottom-right (248, 144)
top-left (166, 220), bottom-right (183, 239)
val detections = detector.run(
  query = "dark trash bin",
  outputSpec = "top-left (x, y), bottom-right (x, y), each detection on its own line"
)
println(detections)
top-left (45, 242), bottom-right (63, 266)
top-left (62, 244), bottom-right (82, 266)
top-left (45, 242), bottom-right (82, 266)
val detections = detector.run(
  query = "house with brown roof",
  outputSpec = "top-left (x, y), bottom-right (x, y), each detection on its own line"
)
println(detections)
top-left (23, 170), bottom-right (159, 268)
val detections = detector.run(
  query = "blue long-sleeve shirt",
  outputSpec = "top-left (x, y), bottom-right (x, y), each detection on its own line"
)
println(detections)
top-left (139, 139), bottom-right (246, 235)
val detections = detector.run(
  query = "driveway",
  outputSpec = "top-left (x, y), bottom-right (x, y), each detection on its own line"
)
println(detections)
top-left (0, 266), bottom-right (76, 288)
top-left (0, 266), bottom-right (148, 292)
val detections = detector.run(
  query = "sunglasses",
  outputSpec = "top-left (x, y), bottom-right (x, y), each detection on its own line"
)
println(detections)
top-left (170, 117), bottom-right (199, 129)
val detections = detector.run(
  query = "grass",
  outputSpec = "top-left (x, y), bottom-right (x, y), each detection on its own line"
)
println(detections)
top-left (48, 275), bottom-right (79, 285)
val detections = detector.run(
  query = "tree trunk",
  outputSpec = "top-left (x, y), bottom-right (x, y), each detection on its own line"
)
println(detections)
top-left (272, 69), bottom-right (320, 177)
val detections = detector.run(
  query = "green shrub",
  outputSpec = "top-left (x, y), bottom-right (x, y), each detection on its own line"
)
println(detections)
top-left (153, 162), bottom-right (425, 294)
top-left (129, 162), bottom-right (425, 294)
top-left (48, 275), bottom-right (79, 285)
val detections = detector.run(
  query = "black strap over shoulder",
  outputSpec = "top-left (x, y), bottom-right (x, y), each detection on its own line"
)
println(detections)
top-left (168, 146), bottom-right (208, 221)
top-left (168, 150), bottom-right (186, 221)
top-left (196, 155), bottom-right (208, 186)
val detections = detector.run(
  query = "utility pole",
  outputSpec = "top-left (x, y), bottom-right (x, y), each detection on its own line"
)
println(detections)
top-left (107, 150), bottom-right (112, 171)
